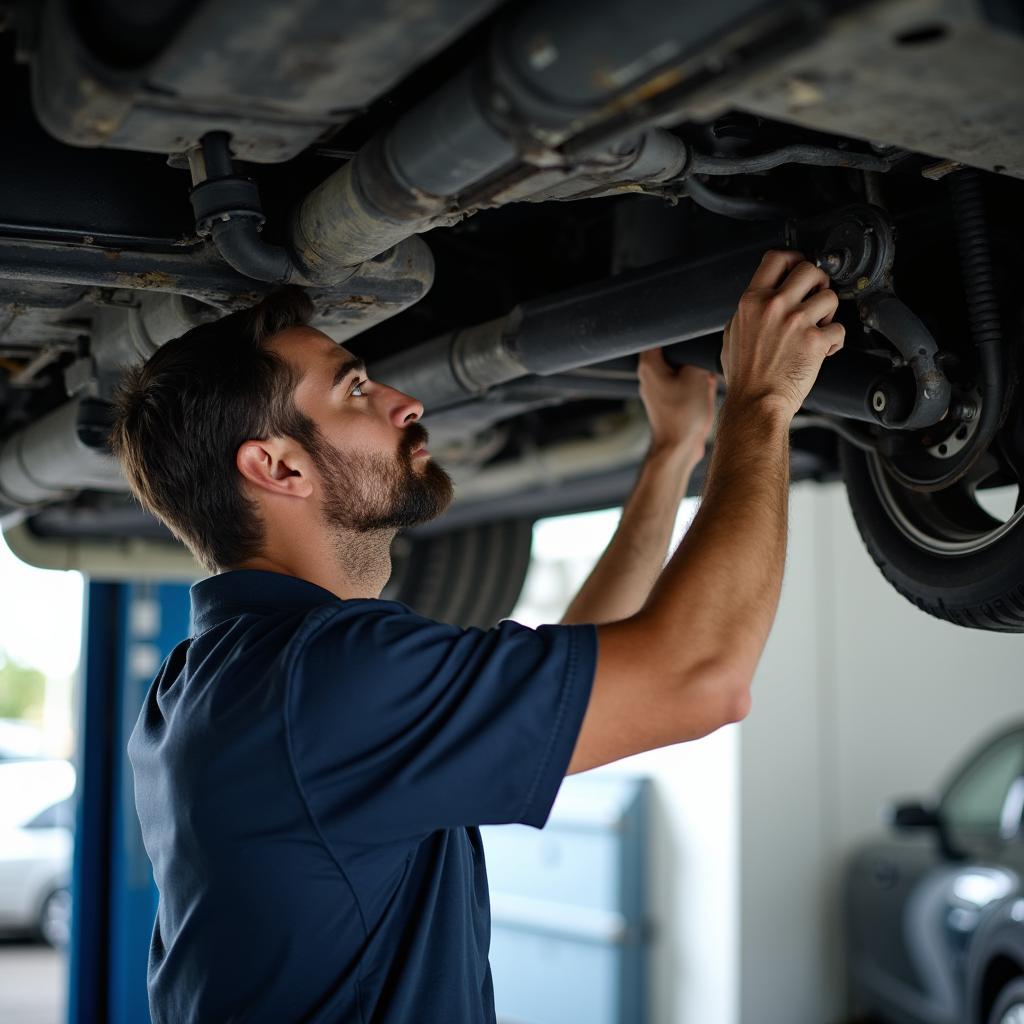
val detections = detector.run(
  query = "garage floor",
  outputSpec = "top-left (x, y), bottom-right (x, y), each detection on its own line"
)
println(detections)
top-left (0, 938), bottom-right (65, 1024)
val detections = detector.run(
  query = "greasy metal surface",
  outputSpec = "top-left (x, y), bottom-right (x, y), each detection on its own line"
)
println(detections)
top-left (369, 232), bottom-right (786, 412)
top-left (31, 0), bottom-right (505, 162)
top-left (474, 130), bottom-right (688, 207)
top-left (306, 238), bottom-right (435, 342)
top-left (287, 0), bottom-right (814, 277)
top-left (387, 66), bottom-right (518, 197)
top-left (678, 0), bottom-right (1024, 179)
top-left (860, 292), bottom-right (951, 430)
top-left (507, 234), bottom-right (786, 375)
top-left (665, 333), bottom-right (889, 424)
top-left (0, 398), bottom-right (126, 506)
top-left (0, 237), bottom-right (267, 306)
top-left (492, 0), bottom-right (780, 132)
top-left (291, 139), bottom-right (449, 279)
top-left (0, 234), bottom-right (432, 334)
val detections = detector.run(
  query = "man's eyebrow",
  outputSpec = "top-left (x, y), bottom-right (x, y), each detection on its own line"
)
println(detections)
top-left (330, 356), bottom-right (367, 390)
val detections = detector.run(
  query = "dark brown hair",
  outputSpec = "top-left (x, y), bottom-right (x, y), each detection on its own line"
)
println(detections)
top-left (109, 286), bottom-right (321, 573)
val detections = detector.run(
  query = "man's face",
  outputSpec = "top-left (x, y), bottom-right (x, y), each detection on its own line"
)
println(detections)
top-left (269, 327), bottom-right (454, 533)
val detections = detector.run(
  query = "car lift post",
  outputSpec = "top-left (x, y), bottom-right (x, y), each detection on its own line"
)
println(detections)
top-left (66, 581), bottom-right (192, 1024)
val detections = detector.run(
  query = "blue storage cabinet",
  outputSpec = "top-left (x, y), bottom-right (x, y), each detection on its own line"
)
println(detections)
top-left (481, 774), bottom-right (650, 1024)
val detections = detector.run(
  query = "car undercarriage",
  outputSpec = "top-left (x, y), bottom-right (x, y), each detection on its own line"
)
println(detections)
top-left (0, 0), bottom-right (1022, 630)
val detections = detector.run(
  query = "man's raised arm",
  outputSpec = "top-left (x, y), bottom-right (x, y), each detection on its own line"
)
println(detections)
top-left (559, 360), bottom-right (716, 626)
top-left (566, 251), bottom-right (844, 775)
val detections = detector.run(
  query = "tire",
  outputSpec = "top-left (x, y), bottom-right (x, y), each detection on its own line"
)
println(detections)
top-left (35, 886), bottom-right (71, 948)
top-left (839, 441), bottom-right (1024, 631)
top-left (987, 976), bottom-right (1024, 1024)
top-left (382, 518), bottom-right (535, 629)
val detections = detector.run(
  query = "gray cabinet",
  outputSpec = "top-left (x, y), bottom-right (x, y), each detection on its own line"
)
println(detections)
top-left (481, 774), bottom-right (650, 1024)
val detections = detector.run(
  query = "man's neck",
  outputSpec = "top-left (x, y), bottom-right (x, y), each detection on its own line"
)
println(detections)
top-left (235, 526), bottom-right (396, 602)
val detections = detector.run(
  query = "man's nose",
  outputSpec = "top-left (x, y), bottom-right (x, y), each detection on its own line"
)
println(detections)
top-left (387, 386), bottom-right (424, 426)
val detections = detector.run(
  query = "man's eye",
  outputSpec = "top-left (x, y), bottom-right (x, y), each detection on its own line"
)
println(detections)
top-left (350, 379), bottom-right (368, 397)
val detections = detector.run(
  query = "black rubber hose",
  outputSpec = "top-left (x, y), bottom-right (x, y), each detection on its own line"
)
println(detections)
top-left (944, 169), bottom-right (1005, 485)
top-left (689, 144), bottom-right (893, 176)
top-left (684, 177), bottom-right (793, 222)
top-left (200, 132), bottom-right (235, 179)
top-left (209, 217), bottom-right (294, 285)
top-left (193, 132), bottom-right (298, 284)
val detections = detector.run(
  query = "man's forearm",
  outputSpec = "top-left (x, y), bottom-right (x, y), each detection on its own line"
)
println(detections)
top-left (559, 444), bottom-right (697, 625)
top-left (639, 396), bottom-right (790, 689)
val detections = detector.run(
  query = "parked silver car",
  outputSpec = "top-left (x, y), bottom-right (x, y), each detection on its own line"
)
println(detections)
top-left (0, 758), bottom-right (75, 947)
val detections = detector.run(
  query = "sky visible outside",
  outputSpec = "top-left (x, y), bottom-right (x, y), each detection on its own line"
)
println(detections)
top-left (0, 533), bottom-right (83, 680)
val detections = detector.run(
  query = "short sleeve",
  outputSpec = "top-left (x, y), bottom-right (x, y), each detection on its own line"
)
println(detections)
top-left (284, 601), bottom-right (596, 844)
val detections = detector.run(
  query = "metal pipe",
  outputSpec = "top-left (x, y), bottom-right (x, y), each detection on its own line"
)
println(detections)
top-left (208, 216), bottom-right (293, 285)
top-left (371, 230), bottom-right (895, 428)
top-left (684, 177), bottom-right (793, 221)
top-left (189, 132), bottom-right (297, 284)
top-left (0, 398), bottom-right (126, 510)
top-left (288, 0), bottom-right (795, 283)
top-left (658, 334), bottom-right (890, 424)
top-left (0, 235), bottom-right (434, 338)
top-left (689, 144), bottom-right (894, 176)
top-left (371, 229), bottom-right (787, 404)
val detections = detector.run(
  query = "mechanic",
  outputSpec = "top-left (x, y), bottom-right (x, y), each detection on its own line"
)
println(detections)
top-left (109, 249), bottom-right (843, 1024)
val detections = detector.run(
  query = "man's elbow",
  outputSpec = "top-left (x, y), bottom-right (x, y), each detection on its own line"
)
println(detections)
top-left (694, 658), bottom-right (753, 729)
top-left (723, 686), bottom-right (752, 724)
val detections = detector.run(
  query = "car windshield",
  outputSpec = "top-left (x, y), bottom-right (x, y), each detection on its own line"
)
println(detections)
top-left (940, 727), bottom-right (1024, 835)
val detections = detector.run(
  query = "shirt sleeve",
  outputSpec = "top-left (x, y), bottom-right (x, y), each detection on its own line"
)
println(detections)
top-left (284, 600), bottom-right (597, 844)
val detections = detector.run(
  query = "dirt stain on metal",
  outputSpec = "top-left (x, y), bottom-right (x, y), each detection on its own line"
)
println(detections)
top-left (116, 271), bottom-right (180, 290)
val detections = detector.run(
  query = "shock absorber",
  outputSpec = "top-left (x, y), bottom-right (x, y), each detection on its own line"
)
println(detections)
top-left (945, 168), bottom-right (1006, 484)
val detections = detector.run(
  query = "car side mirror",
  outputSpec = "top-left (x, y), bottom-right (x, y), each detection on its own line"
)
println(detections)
top-left (890, 800), bottom-right (941, 829)
top-left (889, 799), bottom-right (965, 861)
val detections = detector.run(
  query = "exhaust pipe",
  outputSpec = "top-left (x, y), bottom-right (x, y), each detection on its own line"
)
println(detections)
top-left (369, 230), bottom-right (893, 427)
top-left (287, 0), bottom-right (809, 282)
top-left (0, 398), bottom-right (125, 516)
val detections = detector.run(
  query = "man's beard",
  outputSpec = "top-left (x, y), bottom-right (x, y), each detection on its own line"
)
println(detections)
top-left (309, 424), bottom-right (454, 535)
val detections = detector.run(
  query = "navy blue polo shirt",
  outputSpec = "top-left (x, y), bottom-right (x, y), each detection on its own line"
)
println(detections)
top-left (127, 568), bottom-right (597, 1024)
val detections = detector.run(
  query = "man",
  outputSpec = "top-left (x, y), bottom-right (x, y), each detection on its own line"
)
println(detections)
top-left (111, 249), bottom-right (842, 1023)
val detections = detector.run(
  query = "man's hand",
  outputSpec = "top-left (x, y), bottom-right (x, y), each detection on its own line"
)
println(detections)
top-left (637, 349), bottom-right (717, 465)
top-left (560, 350), bottom-right (714, 626)
top-left (721, 250), bottom-right (844, 421)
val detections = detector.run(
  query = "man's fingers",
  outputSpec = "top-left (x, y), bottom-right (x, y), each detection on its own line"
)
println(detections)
top-left (638, 348), bottom-right (672, 376)
top-left (820, 322), bottom-right (846, 357)
top-left (803, 288), bottom-right (839, 327)
top-left (748, 249), bottom-right (804, 292)
top-left (778, 260), bottom-right (830, 302)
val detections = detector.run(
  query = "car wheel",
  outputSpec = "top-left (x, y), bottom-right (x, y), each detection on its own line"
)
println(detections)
top-left (36, 886), bottom-right (71, 948)
top-left (988, 976), bottom-right (1024, 1024)
top-left (838, 436), bottom-right (1024, 632)
top-left (382, 518), bottom-right (535, 629)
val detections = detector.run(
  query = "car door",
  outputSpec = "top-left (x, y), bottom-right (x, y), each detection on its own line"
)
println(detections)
top-left (846, 727), bottom-right (1024, 1024)
top-left (930, 729), bottom-right (1024, 1013)
top-left (0, 761), bottom-right (76, 928)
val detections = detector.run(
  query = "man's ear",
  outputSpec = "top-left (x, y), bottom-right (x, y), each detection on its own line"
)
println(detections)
top-left (236, 438), bottom-right (314, 499)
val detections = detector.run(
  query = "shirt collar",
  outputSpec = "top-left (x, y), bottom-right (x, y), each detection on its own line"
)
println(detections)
top-left (190, 569), bottom-right (347, 634)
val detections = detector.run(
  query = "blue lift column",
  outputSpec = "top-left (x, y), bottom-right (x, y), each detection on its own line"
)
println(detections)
top-left (67, 580), bottom-right (192, 1024)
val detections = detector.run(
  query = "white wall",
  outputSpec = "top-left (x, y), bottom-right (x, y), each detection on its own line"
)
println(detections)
top-left (512, 501), bottom-right (739, 1024)
top-left (512, 478), bottom-right (1021, 1024)
top-left (611, 722), bottom-right (739, 1024)
top-left (738, 481), bottom-right (1024, 1024)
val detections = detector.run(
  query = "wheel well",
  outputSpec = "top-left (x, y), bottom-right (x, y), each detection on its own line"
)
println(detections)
top-left (980, 954), bottom-right (1024, 1024)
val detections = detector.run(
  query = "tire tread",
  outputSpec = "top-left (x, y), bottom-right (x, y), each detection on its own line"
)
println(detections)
top-left (840, 442), bottom-right (1024, 633)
